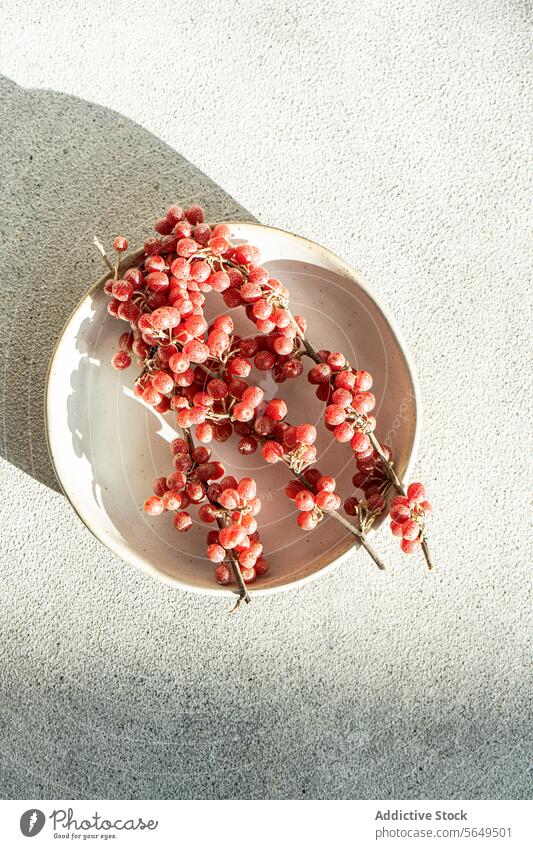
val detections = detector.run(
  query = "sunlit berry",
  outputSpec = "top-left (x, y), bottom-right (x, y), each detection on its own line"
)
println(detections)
top-left (144, 496), bottom-right (164, 516)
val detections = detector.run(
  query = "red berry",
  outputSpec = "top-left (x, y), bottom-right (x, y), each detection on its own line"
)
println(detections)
top-left (400, 537), bottom-right (421, 554)
top-left (196, 422), bottom-right (213, 443)
top-left (144, 496), bottom-right (164, 516)
top-left (183, 339), bottom-right (209, 363)
top-left (354, 370), bottom-right (373, 391)
top-left (218, 488), bottom-right (240, 509)
top-left (118, 301), bottom-right (141, 322)
top-left (145, 271), bottom-right (169, 292)
top-left (166, 205), bottom-right (185, 225)
top-left (390, 504), bottom-right (410, 523)
top-left (238, 436), bottom-right (257, 455)
top-left (331, 388), bottom-right (352, 407)
top-left (254, 351), bottom-right (276, 371)
top-left (209, 236), bottom-right (230, 255)
top-left (233, 244), bottom-right (260, 265)
top-left (144, 236), bottom-right (162, 256)
top-left (351, 431), bottom-right (371, 454)
top-left (208, 544), bottom-right (226, 563)
top-left (207, 329), bottom-right (230, 355)
top-left (325, 404), bottom-right (346, 426)
top-left (391, 495), bottom-right (410, 509)
top-left (285, 480), bottom-right (304, 500)
top-left (282, 359), bottom-right (304, 379)
top-left (352, 392), bottom-right (375, 414)
top-left (112, 279), bottom-right (133, 302)
top-left (232, 401), bottom-right (253, 422)
top-left (390, 520), bottom-right (404, 537)
top-left (255, 557), bottom-right (270, 577)
top-left (219, 524), bottom-right (246, 549)
top-left (173, 512), bottom-right (192, 532)
top-left (237, 477), bottom-right (256, 500)
top-left (295, 490), bottom-right (315, 511)
top-left (317, 476), bottom-right (336, 492)
top-left (264, 399), bottom-right (287, 421)
top-left (308, 363), bottom-right (332, 385)
top-left (401, 519), bottom-right (420, 541)
top-left (315, 490), bottom-right (341, 513)
top-left (335, 370), bottom-right (355, 391)
top-left (366, 493), bottom-right (385, 512)
top-left (344, 496), bottom-right (359, 516)
top-left (151, 370), bottom-right (174, 394)
top-left (124, 267), bottom-right (143, 288)
top-left (162, 490), bottom-right (182, 510)
top-left (155, 217), bottom-right (173, 235)
top-left (145, 254), bottom-right (166, 273)
top-left (327, 352), bottom-right (345, 370)
top-left (153, 476), bottom-right (168, 496)
top-left (185, 205), bottom-right (205, 225)
top-left (334, 422), bottom-right (355, 443)
top-left (213, 421), bottom-right (233, 442)
top-left (198, 504), bottom-right (217, 523)
top-left (154, 396), bottom-right (170, 414)
top-left (315, 491), bottom-right (341, 512)
top-left (113, 236), bottom-right (128, 252)
top-left (176, 237), bottom-right (198, 258)
top-left (242, 386), bottom-right (264, 408)
top-left (297, 511), bottom-right (318, 530)
top-left (295, 423), bottom-right (316, 445)
top-left (111, 351), bottom-right (131, 370)
top-left (262, 441), bottom-right (283, 463)
top-left (407, 482), bottom-right (426, 502)
top-left (215, 563), bottom-right (232, 584)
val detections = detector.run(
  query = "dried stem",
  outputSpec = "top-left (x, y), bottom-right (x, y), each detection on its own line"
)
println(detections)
top-left (93, 236), bottom-right (115, 273)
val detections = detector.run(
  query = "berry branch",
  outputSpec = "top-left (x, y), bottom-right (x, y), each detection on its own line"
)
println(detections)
top-left (181, 427), bottom-right (251, 609)
top-left (98, 201), bottom-right (434, 599)
top-left (289, 316), bottom-right (434, 569)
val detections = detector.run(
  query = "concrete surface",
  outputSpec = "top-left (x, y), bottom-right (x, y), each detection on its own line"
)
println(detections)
top-left (0, 0), bottom-right (531, 799)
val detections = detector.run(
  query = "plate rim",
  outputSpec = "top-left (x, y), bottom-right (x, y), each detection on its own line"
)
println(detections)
top-left (44, 221), bottom-right (421, 598)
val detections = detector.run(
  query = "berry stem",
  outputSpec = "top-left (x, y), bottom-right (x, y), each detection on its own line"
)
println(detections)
top-left (93, 236), bottom-right (115, 273)
top-left (421, 537), bottom-right (434, 572)
top-left (290, 314), bottom-right (434, 571)
top-left (181, 428), bottom-right (251, 607)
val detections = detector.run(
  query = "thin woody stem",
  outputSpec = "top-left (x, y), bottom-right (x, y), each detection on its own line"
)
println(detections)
top-left (93, 236), bottom-right (115, 273)
top-left (181, 428), bottom-right (251, 607)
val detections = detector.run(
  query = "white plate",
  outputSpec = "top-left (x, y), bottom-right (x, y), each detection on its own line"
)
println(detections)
top-left (45, 222), bottom-right (419, 596)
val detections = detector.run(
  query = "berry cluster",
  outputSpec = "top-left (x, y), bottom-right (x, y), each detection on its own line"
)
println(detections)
top-left (204, 476), bottom-right (268, 584)
top-left (389, 483), bottom-right (432, 554)
top-left (102, 200), bottom-right (434, 589)
top-left (285, 471), bottom-right (342, 530)
top-left (143, 438), bottom-right (224, 535)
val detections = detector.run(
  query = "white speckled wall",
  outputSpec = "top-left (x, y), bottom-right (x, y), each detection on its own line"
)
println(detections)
top-left (0, 0), bottom-right (530, 799)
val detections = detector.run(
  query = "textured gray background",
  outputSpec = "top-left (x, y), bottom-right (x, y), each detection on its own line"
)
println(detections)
top-left (0, 1), bottom-right (531, 799)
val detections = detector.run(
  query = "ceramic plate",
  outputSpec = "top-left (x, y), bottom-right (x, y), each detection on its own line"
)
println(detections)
top-left (45, 223), bottom-right (419, 596)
